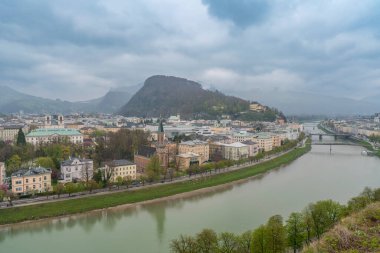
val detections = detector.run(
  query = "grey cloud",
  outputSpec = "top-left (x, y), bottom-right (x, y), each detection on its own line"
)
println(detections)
top-left (202, 0), bottom-right (270, 27)
top-left (1, 0), bottom-right (380, 103)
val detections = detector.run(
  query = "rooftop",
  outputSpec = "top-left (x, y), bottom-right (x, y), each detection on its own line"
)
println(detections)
top-left (224, 142), bottom-right (248, 148)
top-left (11, 167), bottom-right (51, 177)
top-left (107, 159), bottom-right (135, 167)
top-left (61, 157), bottom-right (93, 166)
top-left (180, 140), bottom-right (208, 146)
top-left (136, 146), bottom-right (156, 158)
top-left (26, 128), bottom-right (82, 137)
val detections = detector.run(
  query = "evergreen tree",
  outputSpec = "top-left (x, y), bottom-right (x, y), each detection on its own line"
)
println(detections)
top-left (16, 128), bottom-right (26, 146)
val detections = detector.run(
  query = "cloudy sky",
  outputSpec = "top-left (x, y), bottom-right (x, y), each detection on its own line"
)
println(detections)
top-left (1, 0), bottom-right (380, 101)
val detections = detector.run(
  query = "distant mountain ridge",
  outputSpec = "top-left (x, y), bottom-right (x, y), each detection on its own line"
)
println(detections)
top-left (224, 88), bottom-right (380, 116)
top-left (0, 85), bottom-right (133, 114)
top-left (119, 75), bottom-right (267, 119)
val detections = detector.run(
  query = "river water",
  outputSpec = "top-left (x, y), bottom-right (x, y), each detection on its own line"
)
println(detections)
top-left (1, 123), bottom-right (379, 252)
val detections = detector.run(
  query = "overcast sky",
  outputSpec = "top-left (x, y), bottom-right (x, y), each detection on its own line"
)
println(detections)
top-left (1, 0), bottom-right (380, 101)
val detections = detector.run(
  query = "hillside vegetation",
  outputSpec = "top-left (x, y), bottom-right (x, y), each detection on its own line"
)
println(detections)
top-left (303, 202), bottom-right (380, 253)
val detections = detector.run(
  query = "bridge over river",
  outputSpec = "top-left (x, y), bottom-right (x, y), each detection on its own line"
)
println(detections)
top-left (309, 133), bottom-right (351, 141)
top-left (311, 142), bottom-right (361, 146)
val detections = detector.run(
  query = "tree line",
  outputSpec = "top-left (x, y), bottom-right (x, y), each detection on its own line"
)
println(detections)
top-left (170, 187), bottom-right (380, 253)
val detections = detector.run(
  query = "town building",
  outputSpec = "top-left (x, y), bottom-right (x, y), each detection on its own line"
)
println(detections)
top-left (134, 146), bottom-right (157, 172)
top-left (26, 128), bottom-right (83, 145)
top-left (223, 142), bottom-right (249, 160)
top-left (254, 133), bottom-right (273, 152)
top-left (0, 125), bottom-right (28, 143)
top-left (11, 167), bottom-right (52, 194)
top-left (209, 142), bottom-right (226, 161)
top-left (178, 140), bottom-right (209, 164)
top-left (0, 162), bottom-right (5, 184)
top-left (209, 142), bottom-right (249, 161)
top-left (249, 102), bottom-right (266, 112)
top-left (168, 114), bottom-right (181, 123)
top-left (60, 157), bottom-right (93, 183)
top-left (242, 140), bottom-right (259, 157)
top-left (231, 131), bottom-right (257, 143)
top-left (101, 160), bottom-right (137, 182)
top-left (176, 152), bottom-right (201, 170)
top-left (271, 133), bottom-right (281, 147)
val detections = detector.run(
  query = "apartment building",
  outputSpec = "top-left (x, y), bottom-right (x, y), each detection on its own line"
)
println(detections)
top-left (101, 160), bottom-right (137, 182)
top-left (255, 133), bottom-right (273, 152)
top-left (11, 167), bottom-right (52, 194)
top-left (60, 157), bottom-right (93, 183)
top-left (209, 142), bottom-right (249, 161)
top-left (178, 140), bottom-right (209, 163)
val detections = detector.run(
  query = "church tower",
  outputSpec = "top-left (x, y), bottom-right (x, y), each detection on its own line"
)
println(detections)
top-left (156, 118), bottom-right (169, 168)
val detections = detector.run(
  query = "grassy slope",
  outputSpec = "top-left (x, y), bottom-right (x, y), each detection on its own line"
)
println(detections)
top-left (0, 144), bottom-right (311, 225)
top-left (303, 202), bottom-right (380, 253)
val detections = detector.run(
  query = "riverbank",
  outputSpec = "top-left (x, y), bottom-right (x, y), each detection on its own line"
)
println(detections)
top-left (0, 142), bottom-right (311, 225)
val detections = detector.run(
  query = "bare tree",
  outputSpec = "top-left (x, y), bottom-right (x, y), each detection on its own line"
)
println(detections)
top-left (102, 163), bottom-right (115, 185)
top-left (81, 161), bottom-right (93, 187)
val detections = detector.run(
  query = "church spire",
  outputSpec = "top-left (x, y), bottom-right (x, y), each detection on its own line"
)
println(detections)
top-left (158, 118), bottom-right (164, 133)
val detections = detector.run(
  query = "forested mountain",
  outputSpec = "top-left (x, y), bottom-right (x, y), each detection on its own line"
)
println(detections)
top-left (119, 75), bottom-right (251, 119)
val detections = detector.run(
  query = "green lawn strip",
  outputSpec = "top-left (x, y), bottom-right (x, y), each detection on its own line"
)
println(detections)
top-left (0, 144), bottom-right (310, 225)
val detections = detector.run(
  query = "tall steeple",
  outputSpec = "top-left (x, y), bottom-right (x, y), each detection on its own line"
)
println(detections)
top-left (157, 118), bottom-right (165, 146)
top-left (158, 119), bottom-right (164, 133)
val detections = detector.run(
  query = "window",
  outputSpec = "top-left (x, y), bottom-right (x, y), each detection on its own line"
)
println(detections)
top-left (39, 178), bottom-right (41, 181)
top-left (16, 187), bottom-right (22, 191)
top-left (33, 185), bottom-right (36, 189)
top-left (33, 178), bottom-right (36, 183)
top-left (15, 180), bottom-right (22, 185)
top-left (25, 179), bottom-right (29, 183)
top-left (44, 176), bottom-right (47, 180)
